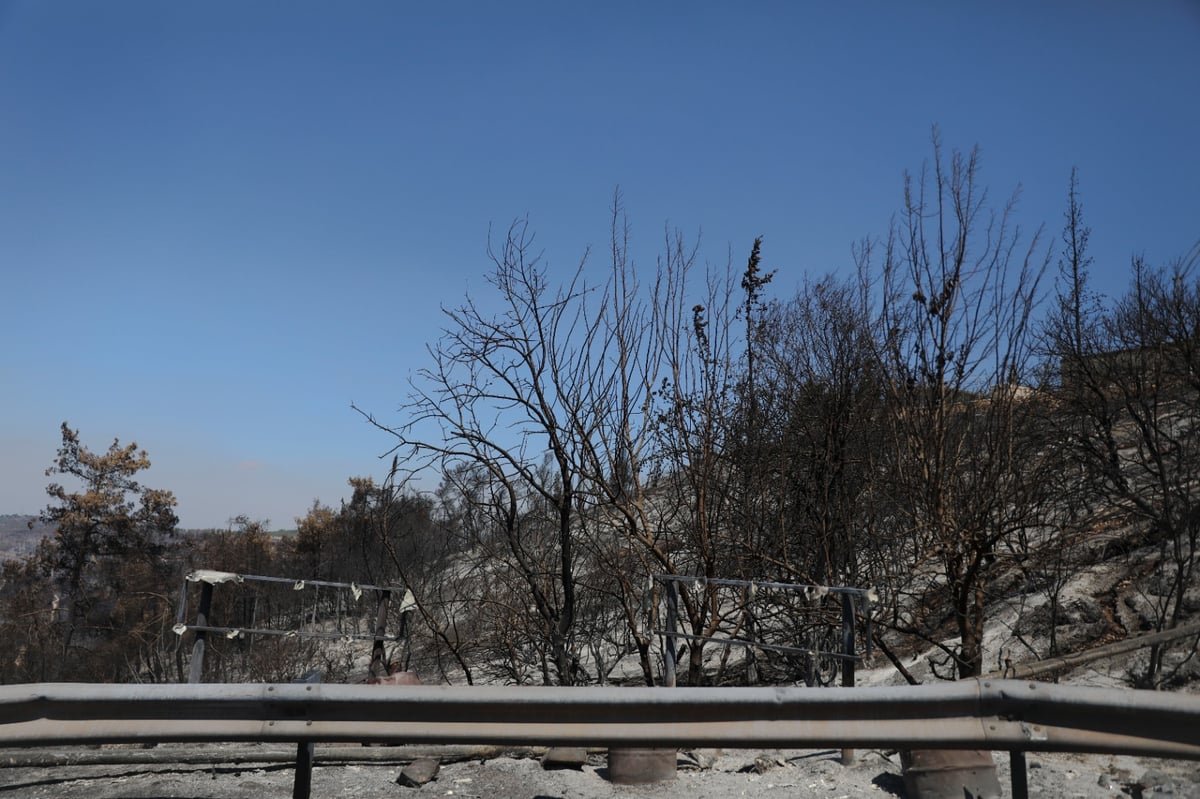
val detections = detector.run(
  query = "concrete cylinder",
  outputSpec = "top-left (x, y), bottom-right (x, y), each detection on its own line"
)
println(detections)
top-left (901, 749), bottom-right (1001, 799)
top-left (606, 747), bottom-right (677, 784)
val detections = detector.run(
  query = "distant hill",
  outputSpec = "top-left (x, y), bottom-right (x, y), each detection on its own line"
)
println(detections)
top-left (0, 516), bottom-right (289, 563)
top-left (0, 514), bottom-right (55, 562)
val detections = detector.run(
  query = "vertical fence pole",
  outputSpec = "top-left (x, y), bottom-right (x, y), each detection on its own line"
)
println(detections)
top-left (863, 591), bottom-right (874, 661)
top-left (369, 589), bottom-right (392, 679)
top-left (745, 584), bottom-right (758, 686)
top-left (188, 582), bottom-right (214, 684)
top-left (840, 592), bottom-right (856, 688)
top-left (174, 578), bottom-right (190, 627)
top-left (664, 581), bottom-right (678, 688)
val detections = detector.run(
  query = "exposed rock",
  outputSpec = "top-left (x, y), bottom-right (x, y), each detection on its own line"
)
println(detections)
top-left (540, 747), bottom-right (587, 770)
top-left (1137, 766), bottom-right (1190, 795)
top-left (395, 757), bottom-right (440, 787)
top-left (739, 754), bottom-right (785, 774)
top-left (679, 749), bottom-right (718, 770)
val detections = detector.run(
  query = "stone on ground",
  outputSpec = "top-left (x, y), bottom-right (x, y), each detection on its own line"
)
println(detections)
top-left (396, 757), bottom-right (440, 787)
top-left (541, 747), bottom-right (588, 769)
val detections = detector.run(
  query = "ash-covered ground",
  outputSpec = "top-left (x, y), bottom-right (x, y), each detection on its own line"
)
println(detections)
top-left (2, 743), bottom-right (1199, 798)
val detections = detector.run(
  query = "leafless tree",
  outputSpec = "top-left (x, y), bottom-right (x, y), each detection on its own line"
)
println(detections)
top-left (739, 273), bottom-right (886, 587)
top-left (357, 193), bottom-right (775, 685)
top-left (358, 219), bottom-right (598, 684)
top-left (1047, 202), bottom-right (1200, 684)
top-left (863, 130), bottom-right (1050, 678)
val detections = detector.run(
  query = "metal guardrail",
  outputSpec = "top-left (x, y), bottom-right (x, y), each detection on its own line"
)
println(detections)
top-left (3, 679), bottom-right (1200, 759)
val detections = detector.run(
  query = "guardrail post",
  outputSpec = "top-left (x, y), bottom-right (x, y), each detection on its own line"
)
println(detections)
top-left (664, 581), bottom-right (678, 688)
top-left (1010, 750), bottom-right (1028, 799)
top-left (292, 670), bottom-right (322, 799)
top-left (187, 582), bottom-right (214, 684)
top-left (292, 739), bottom-right (314, 799)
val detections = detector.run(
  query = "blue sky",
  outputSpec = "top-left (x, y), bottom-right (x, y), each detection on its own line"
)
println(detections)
top-left (2, 1), bottom-right (1198, 529)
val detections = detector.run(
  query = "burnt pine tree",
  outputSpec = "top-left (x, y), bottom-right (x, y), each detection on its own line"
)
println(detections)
top-left (38, 422), bottom-right (178, 660)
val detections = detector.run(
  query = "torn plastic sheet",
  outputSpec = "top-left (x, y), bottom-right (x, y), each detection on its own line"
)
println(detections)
top-left (186, 570), bottom-right (244, 585)
top-left (804, 585), bottom-right (829, 601)
top-left (172, 623), bottom-right (389, 641)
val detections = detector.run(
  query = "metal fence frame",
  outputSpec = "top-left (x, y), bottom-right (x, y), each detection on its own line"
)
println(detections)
top-left (654, 574), bottom-right (873, 688)
top-left (175, 570), bottom-right (408, 683)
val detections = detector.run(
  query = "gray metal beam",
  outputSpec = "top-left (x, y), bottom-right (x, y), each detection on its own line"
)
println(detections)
top-left (2, 680), bottom-right (1198, 760)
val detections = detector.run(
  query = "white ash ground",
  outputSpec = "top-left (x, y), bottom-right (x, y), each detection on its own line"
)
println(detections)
top-left (5, 525), bottom-right (1200, 797)
top-left (2, 744), bottom-right (1198, 798)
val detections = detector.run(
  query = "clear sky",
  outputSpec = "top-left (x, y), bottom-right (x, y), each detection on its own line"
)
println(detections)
top-left (2, 1), bottom-right (1198, 530)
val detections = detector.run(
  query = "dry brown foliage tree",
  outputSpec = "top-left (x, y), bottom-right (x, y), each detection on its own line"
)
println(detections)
top-left (1, 424), bottom-right (181, 682)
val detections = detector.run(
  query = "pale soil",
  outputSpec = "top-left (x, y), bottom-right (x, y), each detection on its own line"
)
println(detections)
top-left (2, 744), bottom-right (1198, 798)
